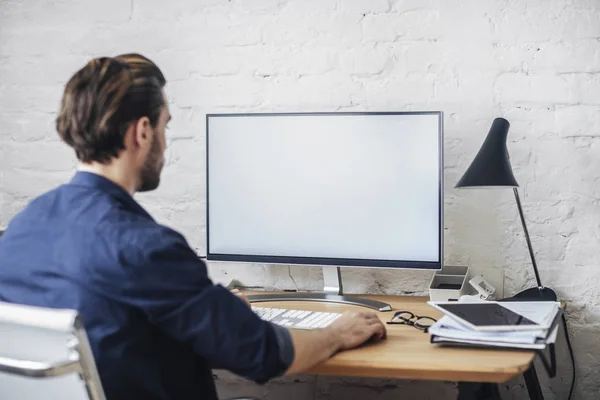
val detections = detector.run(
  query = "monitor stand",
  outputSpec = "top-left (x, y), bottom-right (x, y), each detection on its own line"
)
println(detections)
top-left (246, 266), bottom-right (393, 312)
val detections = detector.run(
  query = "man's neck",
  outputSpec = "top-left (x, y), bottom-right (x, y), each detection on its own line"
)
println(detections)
top-left (78, 162), bottom-right (137, 195)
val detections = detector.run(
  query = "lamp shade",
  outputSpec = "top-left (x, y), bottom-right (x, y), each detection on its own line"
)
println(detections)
top-left (455, 117), bottom-right (519, 188)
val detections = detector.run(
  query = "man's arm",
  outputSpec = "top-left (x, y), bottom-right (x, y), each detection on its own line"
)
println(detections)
top-left (117, 225), bottom-right (386, 383)
top-left (112, 225), bottom-right (289, 383)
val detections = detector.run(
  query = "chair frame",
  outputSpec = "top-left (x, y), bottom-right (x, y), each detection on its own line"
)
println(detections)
top-left (0, 304), bottom-right (106, 400)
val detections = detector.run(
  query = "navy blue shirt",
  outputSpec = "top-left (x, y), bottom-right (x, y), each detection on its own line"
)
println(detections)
top-left (0, 171), bottom-right (293, 400)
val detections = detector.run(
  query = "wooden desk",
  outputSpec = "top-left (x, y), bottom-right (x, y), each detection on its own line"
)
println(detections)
top-left (249, 293), bottom-right (535, 384)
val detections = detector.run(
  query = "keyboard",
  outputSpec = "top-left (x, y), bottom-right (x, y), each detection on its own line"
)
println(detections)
top-left (252, 306), bottom-right (342, 330)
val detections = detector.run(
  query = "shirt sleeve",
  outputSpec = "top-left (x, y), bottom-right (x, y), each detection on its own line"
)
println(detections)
top-left (115, 223), bottom-right (295, 384)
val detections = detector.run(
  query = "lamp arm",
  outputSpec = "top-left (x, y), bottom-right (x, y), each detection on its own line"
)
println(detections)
top-left (513, 188), bottom-right (543, 288)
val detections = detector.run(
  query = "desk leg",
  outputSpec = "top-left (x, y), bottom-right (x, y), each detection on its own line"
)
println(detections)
top-left (523, 364), bottom-right (544, 400)
top-left (457, 382), bottom-right (501, 400)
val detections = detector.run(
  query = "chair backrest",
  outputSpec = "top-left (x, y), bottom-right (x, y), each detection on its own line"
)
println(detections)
top-left (0, 301), bottom-right (106, 400)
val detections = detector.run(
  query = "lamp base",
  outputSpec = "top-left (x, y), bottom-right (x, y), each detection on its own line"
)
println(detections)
top-left (500, 286), bottom-right (557, 302)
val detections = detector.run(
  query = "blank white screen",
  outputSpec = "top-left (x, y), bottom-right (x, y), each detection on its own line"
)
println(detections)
top-left (208, 113), bottom-right (441, 264)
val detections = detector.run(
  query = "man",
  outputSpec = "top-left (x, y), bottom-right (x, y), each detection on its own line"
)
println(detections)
top-left (0, 54), bottom-right (386, 399)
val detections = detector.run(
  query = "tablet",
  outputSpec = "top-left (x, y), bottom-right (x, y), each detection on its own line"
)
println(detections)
top-left (428, 302), bottom-right (543, 331)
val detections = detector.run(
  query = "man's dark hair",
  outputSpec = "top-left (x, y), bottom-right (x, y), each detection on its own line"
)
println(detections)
top-left (56, 54), bottom-right (166, 163)
top-left (114, 53), bottom-right (166, 86)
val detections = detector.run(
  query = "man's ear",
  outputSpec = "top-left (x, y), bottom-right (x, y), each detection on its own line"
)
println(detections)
top-left (133, 116), bottom-right (152, 149)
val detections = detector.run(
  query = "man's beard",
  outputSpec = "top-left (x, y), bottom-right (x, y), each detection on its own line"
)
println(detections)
top-left (138, 135), bottom-right (164, 192)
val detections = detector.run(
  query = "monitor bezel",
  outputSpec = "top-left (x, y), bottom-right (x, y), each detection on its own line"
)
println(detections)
top-left (205, 111), bottom-right (444, 270)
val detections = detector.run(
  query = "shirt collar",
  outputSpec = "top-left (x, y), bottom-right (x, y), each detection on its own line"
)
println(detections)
top-left (69, 171), bottom-right (154, 220)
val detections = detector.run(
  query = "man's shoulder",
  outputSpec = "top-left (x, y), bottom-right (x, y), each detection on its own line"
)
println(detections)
top-left (7, 184), bottom-right (68, 227)
top-left (6, 181), bottom-right (202, 270)
top-left (107, 216), bottom-right (200, 267)
top-left (113, 218), bottom-right (188, 252)
top-left (15, 181), bottom-right (119, 224)
top-left (107, 219), bottom-right (208, 287)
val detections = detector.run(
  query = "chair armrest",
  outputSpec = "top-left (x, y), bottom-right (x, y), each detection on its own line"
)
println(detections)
top-left (0, 356), bottom-right (80, 378)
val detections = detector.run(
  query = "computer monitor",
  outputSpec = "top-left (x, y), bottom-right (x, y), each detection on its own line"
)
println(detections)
top-left (206, 112), bottom-right (443, 310)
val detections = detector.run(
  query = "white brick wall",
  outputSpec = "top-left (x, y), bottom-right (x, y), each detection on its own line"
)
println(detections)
top-left (1, 0), bottom-right (599, 398)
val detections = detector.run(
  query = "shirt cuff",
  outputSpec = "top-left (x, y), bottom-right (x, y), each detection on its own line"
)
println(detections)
top-left (270, 323), bottom-right (295, 374)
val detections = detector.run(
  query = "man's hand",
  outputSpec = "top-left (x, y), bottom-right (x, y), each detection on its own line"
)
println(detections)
top-left (230, 288), bottom-right (250, 307)
top-left (325, 311), bottom-right (387, 351)
top-left (284, 310), bottom-right (387, 376)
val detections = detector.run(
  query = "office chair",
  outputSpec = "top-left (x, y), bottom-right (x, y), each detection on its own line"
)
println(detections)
top-left (0, 301), bottom-right (106, 400)
top-left (0, 300), bottom-right (260, 400)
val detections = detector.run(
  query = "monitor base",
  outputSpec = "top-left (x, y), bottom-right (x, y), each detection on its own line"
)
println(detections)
top-left (246, 292), bottom-right (393, 312)
top-left (247, 266), bottom-right (393, 311)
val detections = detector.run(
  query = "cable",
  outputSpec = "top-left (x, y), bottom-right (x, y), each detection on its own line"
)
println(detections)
top-left (288, 266), bottom-right (298, 291)
top-left (561, 314), bottom-right (575, 400)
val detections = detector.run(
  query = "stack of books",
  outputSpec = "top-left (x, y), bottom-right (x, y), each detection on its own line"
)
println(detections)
top-left (428, 300), bottom-right (562, 350)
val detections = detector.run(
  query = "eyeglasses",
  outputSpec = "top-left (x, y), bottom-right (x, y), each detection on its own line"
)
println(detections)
top-left (386, 311), bottom-right (437, 332)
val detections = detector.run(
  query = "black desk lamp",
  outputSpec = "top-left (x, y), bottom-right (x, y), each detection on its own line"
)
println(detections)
top-left (455, 117), bottom-right (557, 302)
